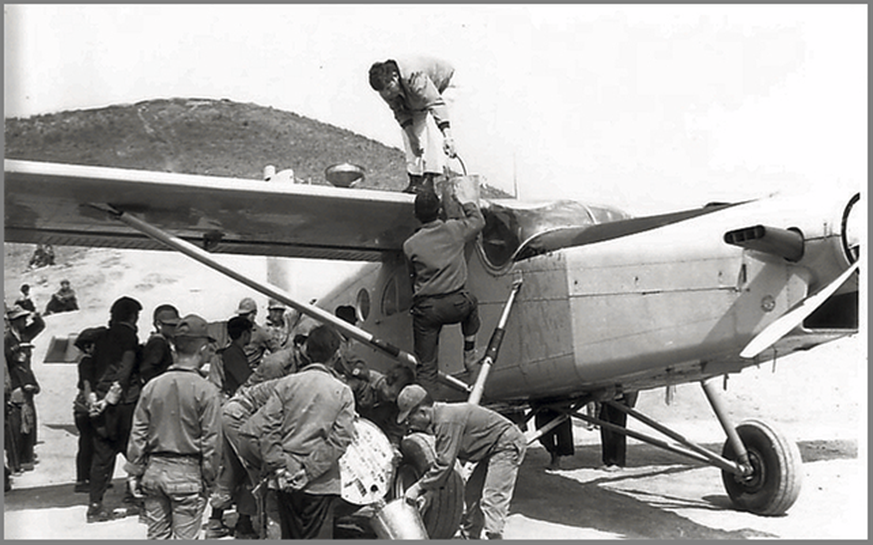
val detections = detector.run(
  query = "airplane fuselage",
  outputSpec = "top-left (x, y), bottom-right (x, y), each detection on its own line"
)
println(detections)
top-left (321, 190), bottom-right (858, 405)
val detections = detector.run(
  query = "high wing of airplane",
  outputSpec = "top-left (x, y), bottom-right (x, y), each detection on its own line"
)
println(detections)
top-left (4, 159), bottom-right (861, 531)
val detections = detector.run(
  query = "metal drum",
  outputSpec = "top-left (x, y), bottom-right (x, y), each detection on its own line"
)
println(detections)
top-left (338, 418), bottom-right (396, 505)
top-left (371, 498), bottom-right (429, 540)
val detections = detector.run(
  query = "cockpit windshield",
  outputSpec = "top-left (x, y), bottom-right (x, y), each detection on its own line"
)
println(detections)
top-left (479, 200), bottom-right (631, 268)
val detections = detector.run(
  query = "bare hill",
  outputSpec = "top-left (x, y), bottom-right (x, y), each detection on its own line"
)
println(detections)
top-left (5, 98), bottom-right (406, 188)
top-left (5, 97), bottom-right (510, 197)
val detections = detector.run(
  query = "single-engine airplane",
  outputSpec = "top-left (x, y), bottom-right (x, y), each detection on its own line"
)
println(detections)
top-left (4, 159), bottom-right (861, 536)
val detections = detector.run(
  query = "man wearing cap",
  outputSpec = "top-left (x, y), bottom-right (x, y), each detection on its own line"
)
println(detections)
top-left (264, 298), bottom-right (298, 349)
top-left (397, 384), bottom-right (526, 540)
top-left (369, 56), bottom-right (458, 194)
top-left (125, 314), bottom-right (222, 539)
top-left (139, 304), bottom-right (181, 385)
top-left (403, 189), bottom-right (485, 395)
top-left (235, 298), bottom-right (282, 369)
top-left (4, 304), bottom-right (45, 473)
top-left (73, 326), bottom-right (107, 492)
top-left (238, 325), bottom-right (355, 539)
top-left (86, 296), bottom-right (143, 523)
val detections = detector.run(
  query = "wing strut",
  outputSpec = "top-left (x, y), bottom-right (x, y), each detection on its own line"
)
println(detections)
top-left (467, 273), bottom-right (524, 405)
top-left (740, 260), bottom-right (860, 358)
top-left (97, 205), bottom-right (420, 369)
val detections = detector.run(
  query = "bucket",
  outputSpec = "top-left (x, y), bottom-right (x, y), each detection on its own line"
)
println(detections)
top-left (370, 498), bottom-right (429, 540)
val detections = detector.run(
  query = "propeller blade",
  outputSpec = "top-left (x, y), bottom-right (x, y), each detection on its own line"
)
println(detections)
top-left (740, 260), bottom-right (860, 358)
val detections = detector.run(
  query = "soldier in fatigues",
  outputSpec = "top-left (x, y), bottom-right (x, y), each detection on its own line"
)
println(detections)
top-left (125, 315), bottom-right (222, 539)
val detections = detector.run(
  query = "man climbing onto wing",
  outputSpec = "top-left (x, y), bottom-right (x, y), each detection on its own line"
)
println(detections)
top-left (403, 188), bottom-right (485, 395)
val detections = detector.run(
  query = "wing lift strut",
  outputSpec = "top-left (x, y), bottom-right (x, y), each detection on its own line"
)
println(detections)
top-left (93, 205), bottom-right (432, 372)
top-left (524, 378), bottom-right (756, 478)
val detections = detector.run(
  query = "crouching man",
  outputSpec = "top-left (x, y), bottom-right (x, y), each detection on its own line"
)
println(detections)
top-left (125, 315), bottom-right (222, 539)
top-left (238, 325), bottom-right (355, 539)
top-left (397, 384), bottom-right (526, 540)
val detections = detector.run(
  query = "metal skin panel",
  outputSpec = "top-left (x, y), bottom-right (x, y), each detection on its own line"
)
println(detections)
top-left (560, 191), bottom-right (852, 391)
top-left (458, 246), bottom-right (577, 401)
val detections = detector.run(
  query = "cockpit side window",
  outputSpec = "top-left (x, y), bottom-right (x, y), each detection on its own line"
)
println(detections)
top-left (480, 208), bottom-right (520, 269)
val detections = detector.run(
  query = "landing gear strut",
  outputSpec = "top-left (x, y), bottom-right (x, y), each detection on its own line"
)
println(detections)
top-left (702, 378), bottom-right (803, 515)
top-left (532, 378), bottom-right (803, 516)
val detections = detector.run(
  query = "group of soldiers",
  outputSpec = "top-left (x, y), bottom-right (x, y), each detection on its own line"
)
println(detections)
top-left (58, 294), bottom-right (416, 539)
top-left (56, 277), bottom-right (523, 540)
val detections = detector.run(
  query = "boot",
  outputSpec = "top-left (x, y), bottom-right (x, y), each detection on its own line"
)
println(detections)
top-left (421, 172), bottom-right (436, 194)
top-left (86, 502), bottom-right (115, 523)
top-left (403, 173), bottom-right (424, 194)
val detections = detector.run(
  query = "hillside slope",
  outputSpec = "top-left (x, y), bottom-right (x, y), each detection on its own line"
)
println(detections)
top-left (5, 98), bottom-right (406, 188)
top-left (5, 97), bottom-right (509, 197)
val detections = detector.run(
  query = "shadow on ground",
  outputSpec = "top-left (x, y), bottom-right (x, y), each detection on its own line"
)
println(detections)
top-left (510, 439), bottom-right (857, 540)
top-left (4, 438), bottom-right (857, 539)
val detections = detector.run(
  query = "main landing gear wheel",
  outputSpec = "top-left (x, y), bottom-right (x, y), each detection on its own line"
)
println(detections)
top-left (394, 432), bottom-right (465, 539)
top-left (721, 419), bottom-right (803, 516)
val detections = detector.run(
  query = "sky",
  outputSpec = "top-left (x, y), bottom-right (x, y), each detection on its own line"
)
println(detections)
top-left (3, 4), bottom-right (867, 216)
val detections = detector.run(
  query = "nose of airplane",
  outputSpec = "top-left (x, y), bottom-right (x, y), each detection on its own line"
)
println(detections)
top-left (841, 192), bottom-right (862, 265)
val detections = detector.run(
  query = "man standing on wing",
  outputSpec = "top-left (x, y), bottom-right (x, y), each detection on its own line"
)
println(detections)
top-left (369, 56), bottom-right (458, 194)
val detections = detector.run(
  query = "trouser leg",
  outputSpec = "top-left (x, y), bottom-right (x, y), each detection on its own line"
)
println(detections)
top-left (276, 490), bottom-right (337, 539)
top-left (89, 434), bottom-right (117, 504)
top-left (458, 291), bottom-right (480, 338)
top-left (170, 492), bottom-right (207, 540)
top-left (144, 493), bottom-right (173, 539)
top-left (411, 306), bottom-right (442, 395)
top-left (142, 456), bottom-right (205, 539)
top-left (74, 411), bottom-right (94, 483)
top-left (480, 431), bottom-right (526, 537)
top-left (463, 460), bottom-right (488, 539)
top-left (112, 403), bottom-right (136, 459)
top-left (599, 402), bottom-right (628, 466)
top-left (19, 432), bottom-right (34, 465)
top-left (5, 406), bottom-right (21, 472)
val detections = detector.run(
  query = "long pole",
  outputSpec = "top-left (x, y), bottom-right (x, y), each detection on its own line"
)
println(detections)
top-left (468, 274), bottom-right (523, 405)
top-left (103, 206), bottom-right (420, 369)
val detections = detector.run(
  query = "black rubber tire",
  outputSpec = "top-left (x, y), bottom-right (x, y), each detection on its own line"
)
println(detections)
top-left (721, 419), bottom-right (803, 515)
top-left (394, 432), bottom-right (465, 539)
